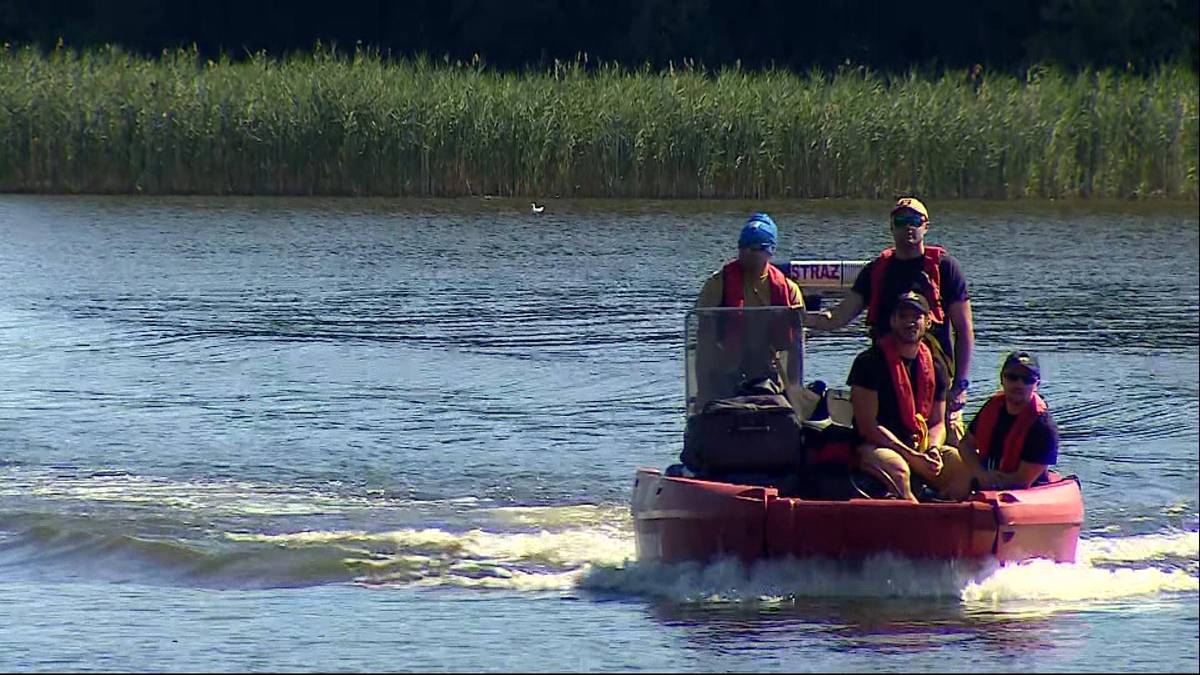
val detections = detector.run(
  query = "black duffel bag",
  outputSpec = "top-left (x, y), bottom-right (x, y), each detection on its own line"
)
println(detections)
top-left (680, 379), bottom-right (805, 475)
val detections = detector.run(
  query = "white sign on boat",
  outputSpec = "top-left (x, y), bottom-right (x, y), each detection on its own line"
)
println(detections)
top-left (780, 260), bottom-right (868, 291)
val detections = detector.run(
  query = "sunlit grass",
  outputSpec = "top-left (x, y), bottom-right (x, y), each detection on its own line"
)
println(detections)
top-left (0, 44), bottom-right (1195, 199)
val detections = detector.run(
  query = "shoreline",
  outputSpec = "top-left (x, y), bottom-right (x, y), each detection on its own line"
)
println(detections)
top-left (4, 193), bottom-right (1196, 218)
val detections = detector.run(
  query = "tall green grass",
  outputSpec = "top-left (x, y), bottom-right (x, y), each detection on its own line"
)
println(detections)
top-left (1, 44), bottom-right (1196, 198)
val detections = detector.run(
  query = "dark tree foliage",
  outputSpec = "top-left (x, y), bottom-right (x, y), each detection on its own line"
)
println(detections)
top-left (0, 0), bottom-right (1195, 72)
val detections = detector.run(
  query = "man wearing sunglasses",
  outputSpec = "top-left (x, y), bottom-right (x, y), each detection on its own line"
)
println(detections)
top-left (953, 351), bottom-right (1059, 491)
top-left (808, 197), bottom-right (975, 444)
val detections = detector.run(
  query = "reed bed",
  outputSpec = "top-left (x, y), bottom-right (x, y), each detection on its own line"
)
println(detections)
top-left (0, 45), bottom-right (1195, 199)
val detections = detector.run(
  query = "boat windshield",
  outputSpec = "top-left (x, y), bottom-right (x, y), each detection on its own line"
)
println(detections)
top-left (685, 306), bottom-right (806, 417)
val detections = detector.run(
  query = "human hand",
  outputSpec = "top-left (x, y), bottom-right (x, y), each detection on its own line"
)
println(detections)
top-left (948, 385), bottom-right (968, 413)
top-left (900, 441), bottom-right (942, 476)
top-left (921, 447), bottom-right (944, 476)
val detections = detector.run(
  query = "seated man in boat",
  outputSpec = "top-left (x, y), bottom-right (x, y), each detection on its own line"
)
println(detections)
top-left (953, 351), bottom-right (1060, 491)
top-left (694, 213), bottom-right (806, 405)
top-left (807, 197), bottom-right (975, 446)
top-left (847, 290), bottom-right (963, 502)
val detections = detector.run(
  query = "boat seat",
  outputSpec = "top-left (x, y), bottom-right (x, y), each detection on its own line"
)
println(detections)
top-left (797, 380), bottom-right (854, 428)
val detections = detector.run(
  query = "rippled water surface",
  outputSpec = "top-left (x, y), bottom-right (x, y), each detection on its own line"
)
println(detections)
top-left (0, 196), bottom-right (1196, 672)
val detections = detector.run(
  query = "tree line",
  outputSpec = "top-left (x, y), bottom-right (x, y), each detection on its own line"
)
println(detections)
top-left (2, 0), bottom-right (1196, 73)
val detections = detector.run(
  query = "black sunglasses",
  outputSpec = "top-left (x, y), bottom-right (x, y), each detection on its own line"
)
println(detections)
top-left (891, 214), bottom-right (925, 229)
top-left (1002, 372), bottom-right (1038, 385)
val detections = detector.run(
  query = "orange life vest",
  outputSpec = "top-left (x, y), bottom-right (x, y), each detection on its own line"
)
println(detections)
top-left (878, 334), bottom-right (935, 436)
top-left (972, 392), bottom-right (1049, 472)
top-left (721, 260), bottom-right (793, 307)
top-left (718, 260), bottom-right (797, 370)
top-left (865, 246), bottom-right (946, 326)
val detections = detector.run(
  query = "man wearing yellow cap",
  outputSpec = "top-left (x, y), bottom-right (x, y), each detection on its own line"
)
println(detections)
top-left (808, 197), bottom-right (976, 443)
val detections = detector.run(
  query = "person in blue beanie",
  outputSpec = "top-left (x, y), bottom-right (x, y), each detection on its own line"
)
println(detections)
top-left (695, 213), bottom-right (803, 310)
top-left (694, 213), bottom-right (806, 406)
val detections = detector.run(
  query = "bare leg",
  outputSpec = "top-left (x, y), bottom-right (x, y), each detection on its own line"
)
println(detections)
top-left (857, 444), bottom-right (917, 502)
top-left (925, 446), bottom-right (975, 501)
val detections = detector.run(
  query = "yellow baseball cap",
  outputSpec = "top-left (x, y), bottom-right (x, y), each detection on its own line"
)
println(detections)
top-left (891, 197), bottom-right (929, 221)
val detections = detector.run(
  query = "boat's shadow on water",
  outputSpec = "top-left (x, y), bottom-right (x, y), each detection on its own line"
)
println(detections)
top-left (640, 597), bottom-right (1069, 658)
top-left (579, 553), bottom-right (1000, 604)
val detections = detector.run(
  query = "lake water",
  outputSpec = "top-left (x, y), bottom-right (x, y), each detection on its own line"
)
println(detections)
top-left (0, 195), bottom-right (1196, 672)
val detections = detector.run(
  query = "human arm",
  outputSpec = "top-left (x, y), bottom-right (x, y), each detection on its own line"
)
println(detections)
top-left (804, 290), bottom-right (865, 331)
top-left (923, 355), bottom-right (950, 448)
top-left (982, 416), bottom-right (1057, 489)
top-left (848, 348), bottom-right (942, 474)
top-left (786, 279), bottom-right (805, 310)
top-left (953, 431), bottom-right (993, 485)
top-left (851, 385), bottom-right (943, 475)
top-left (851, 386), bottom-right (912, 453)
top-left (808, 261), bottom-right (871, 331)
top-left (692, 273), bottom-right (725, 407)
top-left (984, 462), bottom-right (1050, 490)
top-left (785, 278), bottom-right (807, 342)
top-left (695, 273), bottom-right (723, 309)
top-left (926, 398), bottom-right (947, 448)
top-left (781, 280), bottom-right (806, 401)
top-left (945, 299), bottom-right (974, 411)
top-left (694, 272), bottom-right (725, 355)
top-left (944, 274), bottom-right (975, 412)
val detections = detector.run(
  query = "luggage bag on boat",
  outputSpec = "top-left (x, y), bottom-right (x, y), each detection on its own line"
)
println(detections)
top-left (680, 379), bottom-right (805, 475)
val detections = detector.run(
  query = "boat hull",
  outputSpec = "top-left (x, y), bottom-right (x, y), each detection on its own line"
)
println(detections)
top-left (631, 467), bottom-right (1083, 565)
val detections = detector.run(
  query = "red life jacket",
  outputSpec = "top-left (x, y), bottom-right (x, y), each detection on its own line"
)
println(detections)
top-left (721, 260), bottom-right (793, 307)
top-left (973, 392), bottom-right (1049, 473)
top-left (865, 246), bottom-right (946, 326)
top-left (809, 439), bottom-right (856, 466)
top-left (877, 334), bottom-right (935, 435)
top-left (718, 260), bottom-right (797, 368)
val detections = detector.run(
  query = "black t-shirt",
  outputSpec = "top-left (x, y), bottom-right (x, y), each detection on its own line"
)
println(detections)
top-left (967, 405), bottom-right (1060, 469)
top-left (851, 251), bottom-right (969, 359)
top-left (847, 345), bottom-right (949, 439)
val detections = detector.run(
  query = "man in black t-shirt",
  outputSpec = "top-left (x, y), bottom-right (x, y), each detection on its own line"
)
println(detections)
top-left (955, 351), bottom-right (1060, 490)
top-left (808, 197), bottom-right (976, 443)
top-left (847, 291), bottom-right (959, 502)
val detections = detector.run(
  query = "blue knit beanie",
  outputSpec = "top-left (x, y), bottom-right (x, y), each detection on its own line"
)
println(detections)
top-left (738, 213), bottom-right (778, 252)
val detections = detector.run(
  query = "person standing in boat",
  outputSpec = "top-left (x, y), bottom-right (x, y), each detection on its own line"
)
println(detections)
top-left (954, 351), bottom-right (1060, 491)
top-left (847, 290), bottom-right (963, 502)
top-left (694, 213), bottom-right (806, 405)
top-left (808, 197), bottom-right (975, 445)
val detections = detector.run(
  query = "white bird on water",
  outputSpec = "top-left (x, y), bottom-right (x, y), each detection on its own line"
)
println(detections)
top-left (531, 202), bottom-right (545, 214)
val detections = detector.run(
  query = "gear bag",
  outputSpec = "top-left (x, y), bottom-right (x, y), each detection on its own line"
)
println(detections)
top-left (680, 377), bottom-right (805, 475)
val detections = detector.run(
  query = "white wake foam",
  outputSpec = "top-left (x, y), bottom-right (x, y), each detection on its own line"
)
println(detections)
top-left (1078, 530), bottom-right (1198, 563)
top-left (6, 468), bottom-right (1195, 602)
top-left (962, 557), bottom-right (1198, 603)
top-left (581, 550), bottom-right (1199, 605)
top-left (230, 520), bottom-right (1199, 602)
